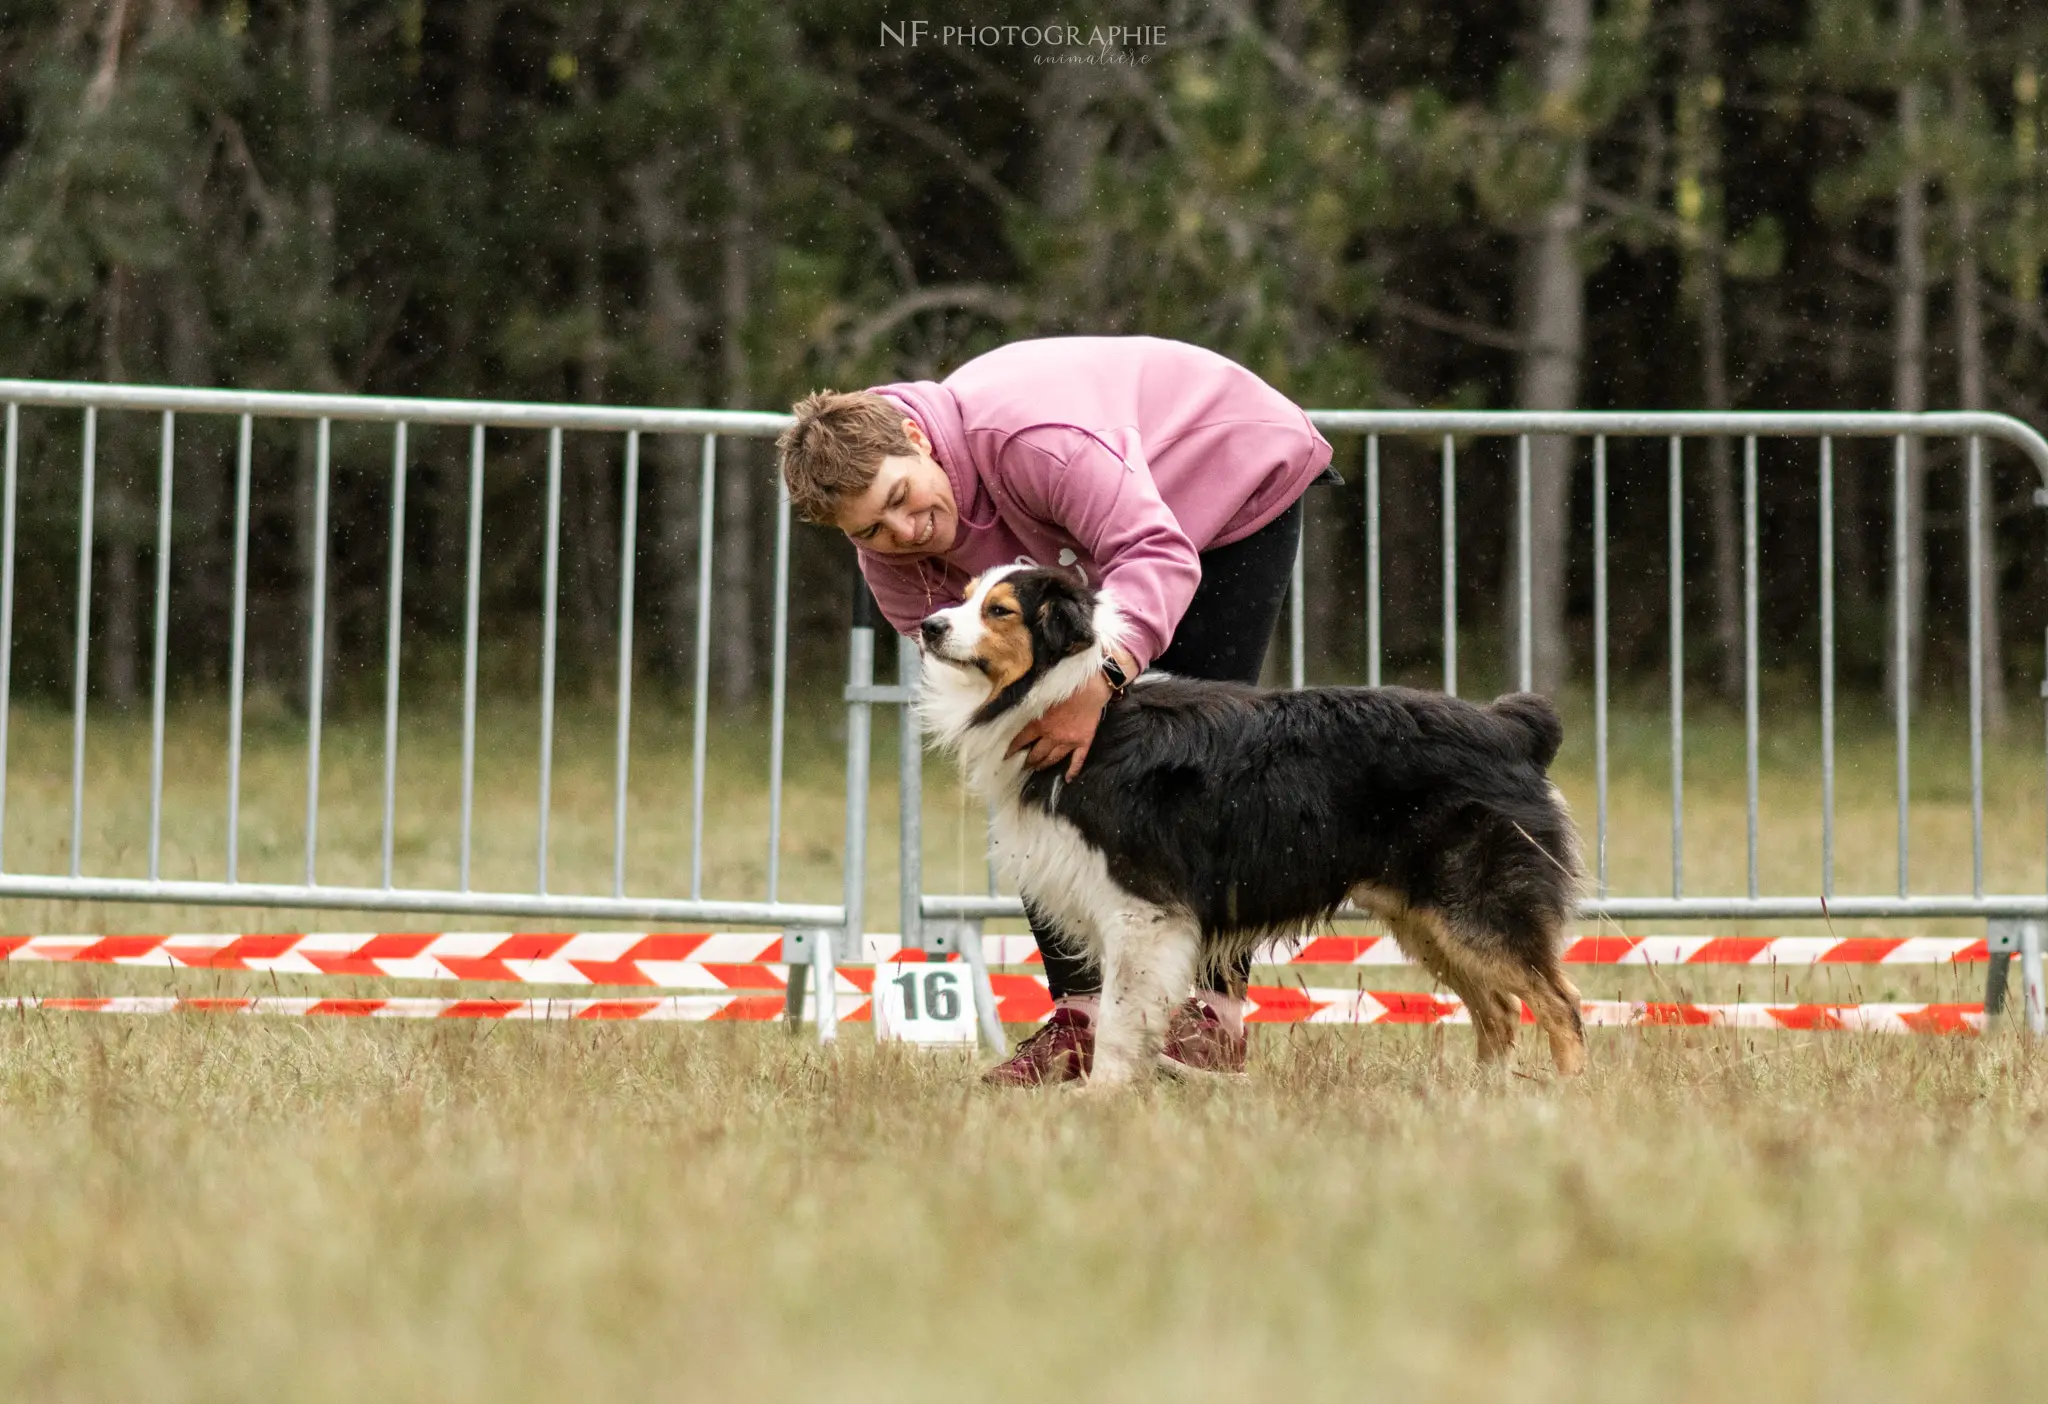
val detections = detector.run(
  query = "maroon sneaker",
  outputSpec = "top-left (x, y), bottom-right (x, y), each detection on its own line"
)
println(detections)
top-left (982, 1006), bottom-right (1093, 1087)
top-left (1162, 998), bottom-right (1248, 1077)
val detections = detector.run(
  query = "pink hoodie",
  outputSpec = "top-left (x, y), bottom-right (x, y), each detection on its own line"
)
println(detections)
top-left (859, 337), bottom-right (1332, 670)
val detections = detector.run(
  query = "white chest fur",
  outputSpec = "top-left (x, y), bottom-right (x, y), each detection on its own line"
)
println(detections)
top-left (986, 793), bottom-right (1127, 960)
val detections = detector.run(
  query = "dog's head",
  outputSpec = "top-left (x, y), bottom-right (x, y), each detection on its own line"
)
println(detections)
top-left (916, 565), bottom-right (1116, 744)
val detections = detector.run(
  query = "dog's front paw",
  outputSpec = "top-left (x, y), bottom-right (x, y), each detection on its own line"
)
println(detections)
top-left (1075, 1054), bottom-right (1142, 1094)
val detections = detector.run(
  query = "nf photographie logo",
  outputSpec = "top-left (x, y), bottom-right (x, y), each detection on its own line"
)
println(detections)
top-left (879, 20), bottom-right (1167, 63)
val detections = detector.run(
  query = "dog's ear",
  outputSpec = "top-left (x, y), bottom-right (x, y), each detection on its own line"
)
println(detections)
top-left (1033, 576), bottom-right (1095, 659)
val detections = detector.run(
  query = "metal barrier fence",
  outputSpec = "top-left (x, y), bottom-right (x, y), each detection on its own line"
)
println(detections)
top-left (0, 380), bottom-right (833, 943)
top-left (2, 385), bottom-right (2044, 1045)
top-left (890, 412), bottom-right (2048, 1039)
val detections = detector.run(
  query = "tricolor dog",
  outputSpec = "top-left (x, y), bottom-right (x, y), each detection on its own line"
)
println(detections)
top-left (917, 564), bottom-right (1587, 1085)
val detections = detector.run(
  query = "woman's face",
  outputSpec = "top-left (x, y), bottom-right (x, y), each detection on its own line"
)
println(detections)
top-left (834, 420), bottom-right (958, 557)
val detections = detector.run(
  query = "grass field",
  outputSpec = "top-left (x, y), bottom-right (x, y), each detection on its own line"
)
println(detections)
top-left (0, 689), bottom-right (2043, 1400)
top-left (6, 1017), bottom-right (2048, 1401)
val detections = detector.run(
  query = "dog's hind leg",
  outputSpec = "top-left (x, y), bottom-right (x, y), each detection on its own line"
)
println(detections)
top-left (1507, 953), bottom-right (1587, 1077)
top-left (1385, 909), bottom-right (1517, 1066)
top-left (1092, 904), bottom-right (1200, 1087)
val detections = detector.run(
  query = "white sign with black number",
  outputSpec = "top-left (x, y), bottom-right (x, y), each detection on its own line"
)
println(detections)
top-left (872, 961), bottom-right (979, 1045)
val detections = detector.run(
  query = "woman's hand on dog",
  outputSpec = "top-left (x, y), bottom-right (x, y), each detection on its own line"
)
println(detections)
top-left (1009, 650), bottom-right (1132, 780)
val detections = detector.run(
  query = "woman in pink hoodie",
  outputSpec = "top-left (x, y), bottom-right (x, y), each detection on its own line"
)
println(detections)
top-left (778, 336), bottom-right (1334, 1084)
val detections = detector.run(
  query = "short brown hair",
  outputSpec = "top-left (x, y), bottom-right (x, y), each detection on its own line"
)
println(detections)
top-left (777, 390), bottom-right (916, 524)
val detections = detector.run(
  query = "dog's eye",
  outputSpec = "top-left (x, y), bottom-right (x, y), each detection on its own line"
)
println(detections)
top-left (986, 605), bottom-right (1013, 619)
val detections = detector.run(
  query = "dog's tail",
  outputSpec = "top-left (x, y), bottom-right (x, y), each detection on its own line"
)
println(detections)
top-left (1489, 692), bottom-right (1564, 770)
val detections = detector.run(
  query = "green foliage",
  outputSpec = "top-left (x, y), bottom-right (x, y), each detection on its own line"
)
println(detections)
top-left (0, 0), bottom-right (2041, 703)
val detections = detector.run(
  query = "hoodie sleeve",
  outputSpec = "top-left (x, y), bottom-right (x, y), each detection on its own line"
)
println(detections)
top-left (993, 426), bottom-right (1200, 671)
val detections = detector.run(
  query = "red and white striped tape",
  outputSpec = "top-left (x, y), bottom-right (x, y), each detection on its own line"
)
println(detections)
top-left (1292, 933), bottom-right (1990, 966)
top-left (11, 984), bottom-right (1988, 1035)
top-left (0, 931), bottom-right (1992, 985)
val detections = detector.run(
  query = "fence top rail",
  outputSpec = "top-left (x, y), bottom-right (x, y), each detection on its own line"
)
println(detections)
top-left (0, 379), bottom-right (792, 437)
top-left (1307, 409), bottom-right (2048, 481)
top-left (5, 384), bottom-right (2044, 484)
top-left (0, 873), bottom-right (843, 927)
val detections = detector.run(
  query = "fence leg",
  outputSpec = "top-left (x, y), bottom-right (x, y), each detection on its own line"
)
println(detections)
top-left (898, 634), bottom-right (923, 952)
top-left (957, 919), bottom-right (1005, 1054)
top-left (1990, 918), bottom-right (2048, 1036)
top-left (783, 931), bottom-right (809, 1030)
top-left (921, 918), bottom-right (1005, 1055)
top-left (2024, 920), bottom-right (2047, 1038)
top-left (836, 583), bottom-right (883, 1046)
top-left (783, 928), bottom-right (842, 1036)
top-left (813, 925), bottom-right (839, 1039)
top-left (1984, 926), bottom-right (2011, 1021)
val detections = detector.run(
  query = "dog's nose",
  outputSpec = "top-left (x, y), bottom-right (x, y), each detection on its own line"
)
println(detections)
top-left (920, 616), bottom-right (949, 647)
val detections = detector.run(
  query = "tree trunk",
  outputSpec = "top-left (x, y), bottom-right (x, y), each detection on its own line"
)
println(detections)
top-left (297, 0), bottom-right (338, 715)
top-left (301, 0), bottom-right (335, 390)
top-left (454, 0), bottom-right (496, 148)
top-left (1893, 0), bottom-right (1928, 704)
top-left (1681, 0), bottom-right (1742, 703)
top-left (97, 317), bottom-right (141, 708)
top-left (629, 151), bottom-right (706, 683)
top-left (165, 263), bottom-right (225, 684)
top-left (714, 107), bottom-right (757, 705)
top-left (1030, 62), bottom-right (1113, 327)
top-left (433, 0), bottom-right (498, 636)
top-left (568, 187), bottom-right (617, 683)
top-left (1509, 0), bottom-right (1590, 696)
top-left (88, 14), bottom-right (138, 709)
top-left (1947, 0), bottom-right (2005, 731)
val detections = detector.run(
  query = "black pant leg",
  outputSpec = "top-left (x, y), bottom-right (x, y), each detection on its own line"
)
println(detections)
top-left (1035, 499), bottom-right (1304, 999)
top-left (1028, 899), bottom-right (1099, 1002)
top-left (1148, 501), bottom-right (1302, 685)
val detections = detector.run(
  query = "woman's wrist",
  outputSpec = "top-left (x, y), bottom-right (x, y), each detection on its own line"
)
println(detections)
top-left (1099, 649), bottom-right (1134, 699)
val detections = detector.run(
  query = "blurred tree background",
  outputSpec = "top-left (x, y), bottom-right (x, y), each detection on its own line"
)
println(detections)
top-left (0, 0), bottom-right (2042, 716)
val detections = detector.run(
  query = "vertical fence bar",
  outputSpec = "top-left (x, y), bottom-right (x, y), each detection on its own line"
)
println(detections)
top-left (1593, 435), bottom-right (1609, 896)
top-left (1289, 529), bottom-right (1306, 690)
top-left (378, 423), bottom-right (409, 889)
top-left (147, 412), bottom-right (174, 882)
top-left (303, 418), bottom-right (331, 885)
top-left (766, 478), bottom-right (791, 903)
top-left (1819, 438), bottom-right (1836, 900)
top-left (837, 582), bottom-right (879, 1044)
top-left (536, 427), bottom-right (563, 894)
top-left (1743, 436), bottom-right (1760, 900)
top-left (1967, 435), bottom-right (1985, 898)
top-left (1516, 435), bottom-right (1533, 692)
top-left (1893, 435), bottom-right (1910, 897)
top-left (612, 432), bottom-right (641, 900)
top-left (1365, 435), bottom-right (1381, 687)
top-left (0, 404), bottom-right (15, 870)
top-left (899, 634), bottom-right (923, 948)
top-left (690, 435), bottom-right (716, 900)
top-left (458, 425), bottom-right (484, 891)
top-left (225, 415), bottom-right (251, 882)
top-left (1668, 435), bottom-right (1684, 899)
top-left (69, 408), bottom-right (96, 878)
top-left (1441, 434), bottom-right (1458, 697)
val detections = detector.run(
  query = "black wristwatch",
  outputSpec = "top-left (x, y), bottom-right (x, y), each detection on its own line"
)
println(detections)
top-left (1100, 652), bottom-right (1130, 698)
